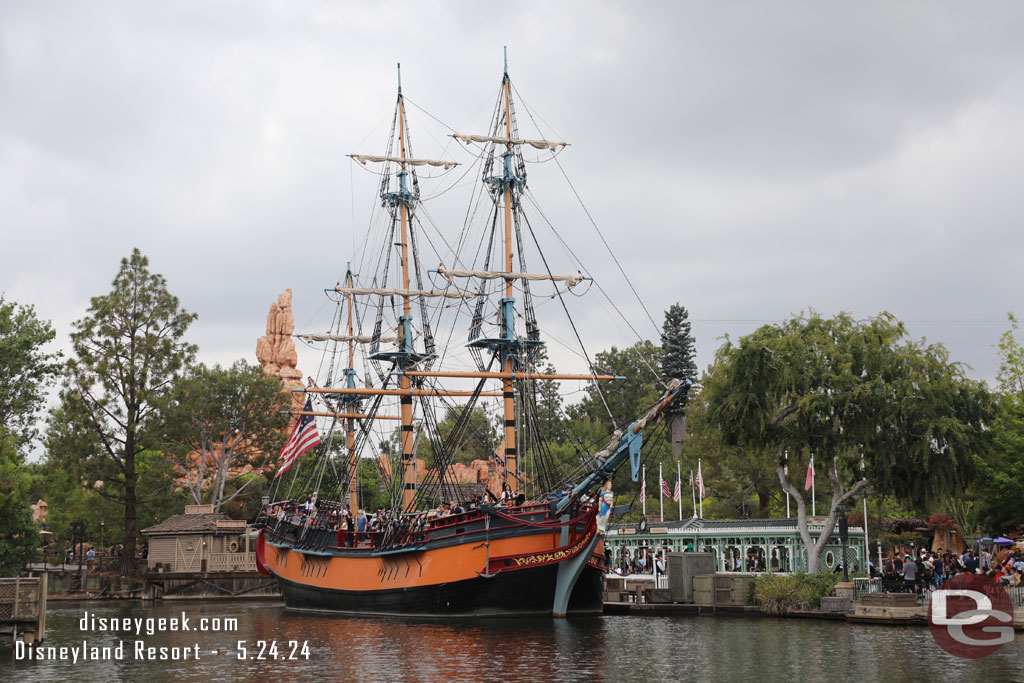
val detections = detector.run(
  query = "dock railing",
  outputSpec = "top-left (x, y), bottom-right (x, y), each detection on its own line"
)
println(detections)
top-left (0, 576), bottom-right (47, 643)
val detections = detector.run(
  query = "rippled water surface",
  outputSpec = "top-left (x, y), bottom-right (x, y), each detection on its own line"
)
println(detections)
top-left (2, 600), bottom-right (1022, 682)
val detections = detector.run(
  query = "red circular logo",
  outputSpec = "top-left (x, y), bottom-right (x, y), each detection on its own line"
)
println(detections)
top-left (928, 573), bottom-right (1014, 659)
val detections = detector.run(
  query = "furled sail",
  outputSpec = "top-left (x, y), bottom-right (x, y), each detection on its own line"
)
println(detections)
top-left (297, 333), bottom-right (398, 343)
top-left (350, 154), bottom-right (458, 169)
top-left (437, 268), bottom-right (584, 288)
top-left (334, 286), bottom-right (478, 300)
top-left (452, 134), bottom-right (567, 151)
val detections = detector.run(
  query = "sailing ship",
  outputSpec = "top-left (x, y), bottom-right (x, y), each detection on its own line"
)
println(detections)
top-left (254, 55), bottom-right (688, 617)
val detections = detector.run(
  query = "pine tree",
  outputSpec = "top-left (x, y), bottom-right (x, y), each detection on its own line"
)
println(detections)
top-left (64, 248), bottom-right (196, 575)
top-left (660, 303), bottom-right (697, 399)
top-left (661, 304), bottom-right (697, 458)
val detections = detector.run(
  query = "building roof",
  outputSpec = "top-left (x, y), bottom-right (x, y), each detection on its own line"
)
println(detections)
top-left (141, 513), bottom-right (241, 536)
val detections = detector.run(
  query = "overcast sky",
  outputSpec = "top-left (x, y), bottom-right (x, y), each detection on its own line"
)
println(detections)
top-left (4, 2), bottom-right (1023, 426)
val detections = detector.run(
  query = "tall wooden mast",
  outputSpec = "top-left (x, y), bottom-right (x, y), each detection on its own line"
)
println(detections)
top-left (344, 268), bottom-right (360, 515)
top-left (500, 56), bottom-right (518, 489)
top-left (396, 65), bottom-right (418, 512)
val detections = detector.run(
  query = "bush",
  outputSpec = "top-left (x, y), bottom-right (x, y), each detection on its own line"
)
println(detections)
top-left (753, 572), bottom-right (841, 615)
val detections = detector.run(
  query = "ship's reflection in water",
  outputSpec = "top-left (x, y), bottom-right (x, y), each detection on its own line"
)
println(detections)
top-left (3, 600), bottom-right (1023, 682)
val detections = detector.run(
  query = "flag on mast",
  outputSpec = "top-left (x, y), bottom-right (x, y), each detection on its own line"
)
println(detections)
top-left (695, 461), bottom-right (706, 499)
top-left (805, 455), bottom-right (815, 491)
top-left (673, 474), bottom-right (681, 502)
top-left (661, 475), bottom-right (672, 499)
top-left (275, 398), bottom-right (322, 478)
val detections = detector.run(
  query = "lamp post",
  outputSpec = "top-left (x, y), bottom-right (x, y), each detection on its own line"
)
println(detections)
top-left (261, 494), bottom-right (271, 510)
top-left (100, 521), bottom-right (105, 550)
top-left (877, 540), bottom-right (883, 577)
top-left (837, 502), bottom-right (849, 582)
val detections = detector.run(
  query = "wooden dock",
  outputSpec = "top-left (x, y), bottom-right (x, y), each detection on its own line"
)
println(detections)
top-left (0, 575), bottom-right (47, 644)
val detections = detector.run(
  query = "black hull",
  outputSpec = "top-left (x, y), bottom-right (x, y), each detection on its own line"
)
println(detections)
top-left (276, 564), bottom-right (605, 617)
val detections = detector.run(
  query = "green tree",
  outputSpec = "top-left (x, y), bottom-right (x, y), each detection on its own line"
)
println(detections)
top-left (63, 248), bottom-right (196, 575)
top-left (160, 361), bottom-right (288, 512)
top-left (45, 393), bottom-right (186, 556)
top-left (702, 311), bottom-right (992, 572)
top-left (569, 340), bottom-right (663, 428)
top-left (974, 313), bottom-right (1024, 532)
top-left (661, 303), bottom-right (697, 459)
top-left (0, 297), bottom-right (62, 447)
top-left (0, 428), bottom-right (40, 575)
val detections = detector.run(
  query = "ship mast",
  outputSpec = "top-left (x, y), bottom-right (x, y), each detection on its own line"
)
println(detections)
top-left (395, 64), bottom-right (418, 512)
top-left (500, 50), bottom-right (518, 489)
top-left (343, 267), bottom-right (360, 515)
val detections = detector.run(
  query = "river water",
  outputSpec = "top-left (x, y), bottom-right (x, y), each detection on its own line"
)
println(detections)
top-left (2, 599), bottom-right (1022, 682)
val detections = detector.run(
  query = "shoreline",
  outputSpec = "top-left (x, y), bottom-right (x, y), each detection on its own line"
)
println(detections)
top-left (603, 600), bottom-right (1024, 630)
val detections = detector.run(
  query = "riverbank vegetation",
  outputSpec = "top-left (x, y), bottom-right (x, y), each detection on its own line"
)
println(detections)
top-left (752, 572), bottom-right (841, 615)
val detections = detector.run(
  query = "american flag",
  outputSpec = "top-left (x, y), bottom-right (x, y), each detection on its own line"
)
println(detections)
top-left (661, 477), bottom-right (672, 499)
top-left (695, 463), bottom-right (706, 499)
top-left (275, 398), bottom-right (322, 478)
top-left (640, 476), bottom-right (646, 498)
top-left (673, 476), bottom-right (681, 502)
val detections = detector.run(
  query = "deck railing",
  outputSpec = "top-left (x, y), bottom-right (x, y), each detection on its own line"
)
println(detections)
top-left (206, 552), bottom-right (257, 572)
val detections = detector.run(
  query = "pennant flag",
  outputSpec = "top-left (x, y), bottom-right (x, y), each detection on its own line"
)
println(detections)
top-left (805, 456), bottom-right (815, 491)
top-left (640, 476), bottom-right (646, 499)
top-left (661, 477), bottom-right (672, 499)
top-left (275, 398), bottom-right (322, 478)
top-left (695, 463), bottom-right (706, 499)
top-left (673, 475), bottom-right (681, 502)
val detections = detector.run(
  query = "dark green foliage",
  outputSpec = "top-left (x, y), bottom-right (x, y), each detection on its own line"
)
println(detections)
top-left (60, 248), bottom-right (196, 575)
top-left (701, 311), bottom-right (993, 571)
top-left (752, 572), bottom-right (840, 614)
top-left (159, 360), bottom-right (289, 512)
top-left (0, 297), bottom-right (62, 447)
top-left (660, 303), bottom-right (697, 409)
top-left (0, 428), bottom-right (40, 575)
top-left (974, 314), bottom-right (1024, 533)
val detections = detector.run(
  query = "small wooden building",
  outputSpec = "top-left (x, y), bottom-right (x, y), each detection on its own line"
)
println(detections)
top-left (142, 504), bottom-right (255, 573)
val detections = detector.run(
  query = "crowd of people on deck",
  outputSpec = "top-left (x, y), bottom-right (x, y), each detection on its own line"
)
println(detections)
top-left (874, 546), bottom-right (1024, 593)
top-left (261, 483), bottom-right (544, 550)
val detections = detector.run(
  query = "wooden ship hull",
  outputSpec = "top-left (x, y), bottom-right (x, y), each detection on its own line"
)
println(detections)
top-left (255, 503), bottom-right (606, 617)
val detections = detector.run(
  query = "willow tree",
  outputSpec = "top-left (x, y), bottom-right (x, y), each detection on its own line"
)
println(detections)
top-left (702, 311), bottom-right (992, 573)
top-left (65, 249), bottom-right (196, 575)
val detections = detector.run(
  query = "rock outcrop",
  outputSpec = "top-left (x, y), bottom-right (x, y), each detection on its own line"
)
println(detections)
top-left (256, 289), bottom-right (304, 413)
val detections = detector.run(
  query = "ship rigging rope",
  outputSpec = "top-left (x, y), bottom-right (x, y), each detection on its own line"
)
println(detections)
top-left (519, 209), bottom-right (617, 428)
top-left (522, 191), bottom-right (666, 390)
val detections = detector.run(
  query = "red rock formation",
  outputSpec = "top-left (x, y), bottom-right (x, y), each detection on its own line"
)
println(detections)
top-left (256, 289), bottom-right (305, 415)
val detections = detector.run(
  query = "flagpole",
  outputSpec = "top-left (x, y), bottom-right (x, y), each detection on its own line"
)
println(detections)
top-left (677, 461), bottom-right (683, 521)
top-left (698, 459), bottom-right (703, 519)
top-left (861, 455), bottom-right (869, 571)
top-left (642, 465), bottom-right (646, 519)
top-left (785, 449), bottom-right (791, 518)
top-left (691, 469), bottom-right (697, 518)
top-left (659, 463), bottom-right (664, 522)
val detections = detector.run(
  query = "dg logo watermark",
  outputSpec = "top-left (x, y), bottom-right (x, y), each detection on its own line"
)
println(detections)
top-left (928, 573), bottom-right (1015, 659)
